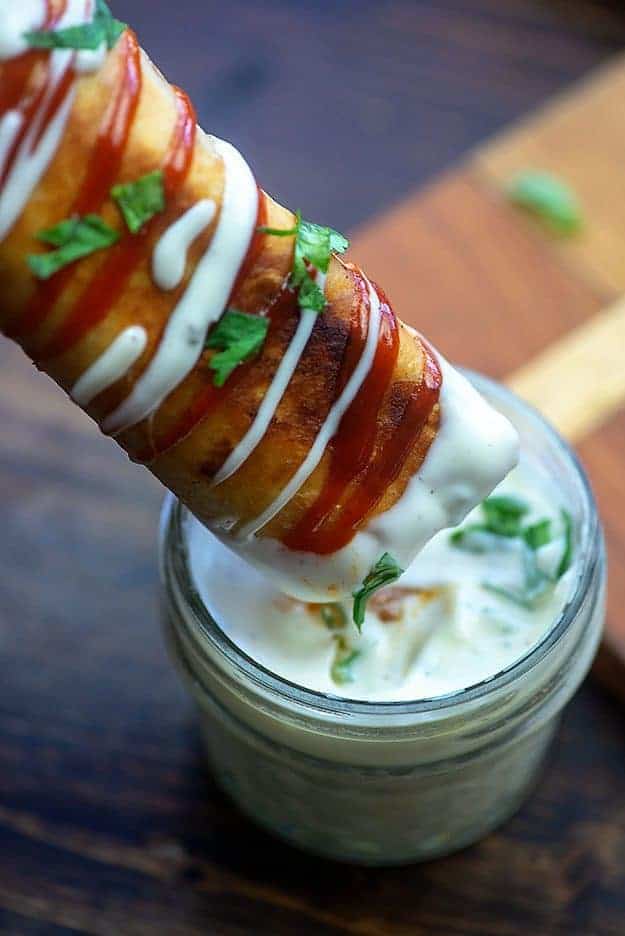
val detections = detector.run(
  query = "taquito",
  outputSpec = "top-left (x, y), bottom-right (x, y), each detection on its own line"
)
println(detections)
top-left (0, 1), bottom-right (518, 600)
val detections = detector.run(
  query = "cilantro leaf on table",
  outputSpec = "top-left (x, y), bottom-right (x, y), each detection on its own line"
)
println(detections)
top-left (483, 544), bottom-right (553, 610)
top-left (507, 170), bottom-right (583, 235)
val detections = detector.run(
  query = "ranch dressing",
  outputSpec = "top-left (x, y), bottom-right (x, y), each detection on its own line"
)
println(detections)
top-left (187, 456), bottom-right (574, 701)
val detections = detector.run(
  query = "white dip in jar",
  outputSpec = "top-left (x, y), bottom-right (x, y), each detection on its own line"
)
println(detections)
top-left (186, 461), bottom-right (575, 702)
top-left (160, 373), bottom-right (605, 865)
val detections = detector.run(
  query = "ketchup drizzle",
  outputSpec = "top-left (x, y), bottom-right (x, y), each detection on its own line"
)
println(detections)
top-left (0, 61), bottom-right (50, 186)
top-left (38, 85), bottom-right (196, 361)
top-left (0, 2), bottom-right (69, 187)
top-left (47, 0), bottom-right (67, 24)
top-left (228, 185), bottom-right (266, 301)
top-left (32, 64), bottom-right (75, 154)
top-left (302, 344), bottom-right (442, 554)
top-left (284, 279), bottom-right (400, 553)
top-left (8, 29), bottom-right (142, 342)
top-left (72, 33), bottom-right (143, 215)
top-left (132, 192), bottom-right (268, 463)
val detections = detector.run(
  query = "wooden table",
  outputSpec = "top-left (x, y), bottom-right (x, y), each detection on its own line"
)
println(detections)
top-left (2, 3), bottom-right (625, 934)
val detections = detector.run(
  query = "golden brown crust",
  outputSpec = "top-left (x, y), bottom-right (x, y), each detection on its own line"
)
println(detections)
top-left (0, 34), bottom-right (440, 549)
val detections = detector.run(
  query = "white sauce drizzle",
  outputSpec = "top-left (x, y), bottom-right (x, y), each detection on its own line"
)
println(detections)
top-left (74, 42), bottom-right (107, 74)
top-left (71, 325), bottom-right (147, 406)
top-left (0, 111), bottom-right (24, 171)
top-left (102, 138), bottom-right (258, 435)
top-left (237, 276), bottom-right (383, 539)
top-left (0, 1), bottom-right (47, 61)
top-left (0, 0), bottom-right (105, 241)
top-left (152, 199), bottom-right (216, 291)
top-left (70, 0), bottom-right (107, 74)
top-left (211, 274), bottom-right (325, 487)
top-left (0, 51), bottom-right (75, 240)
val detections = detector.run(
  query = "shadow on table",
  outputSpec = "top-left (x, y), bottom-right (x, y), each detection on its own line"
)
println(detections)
top-left (162, 689), bottom-right (625, 936)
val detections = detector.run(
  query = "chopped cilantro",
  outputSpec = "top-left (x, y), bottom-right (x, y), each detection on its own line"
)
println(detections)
top-left (331, 648), bottom-right (360, 686)
top-left (352, 552), bottom-right (403, 631)
top-left (258, 211), bottom-right (349, 313)
top-left (205, 309), bottom-right (269, 386)
top-left (320, 603), bottom-right (348, 631)
top-left (507, 170), bottom-right (583, 235)
top-left (451, 495), bottom-right (530, 549)
top-left (28, 214), bottom-right (119, 279)
top-left (111, 170), bottom-right (165, 234)
top-left (482, 495), bottom-right (529, 537)
top-left (256, 223), bottom-right (298, 238)
top-left (523, 518), bottom-right (552, 551)
top-left (25, 0), bottom-right (126, 52)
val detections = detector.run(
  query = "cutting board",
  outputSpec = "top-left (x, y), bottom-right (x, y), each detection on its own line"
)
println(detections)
top-left (353, 55), bottom-right (625, 700)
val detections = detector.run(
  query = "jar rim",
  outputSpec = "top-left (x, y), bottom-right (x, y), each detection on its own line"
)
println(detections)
top-left (160, 370), bottom-right (601, 719)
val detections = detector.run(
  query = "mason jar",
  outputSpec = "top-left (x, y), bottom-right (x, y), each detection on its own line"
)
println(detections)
top-left (159, 372), bottom-right (605, 866)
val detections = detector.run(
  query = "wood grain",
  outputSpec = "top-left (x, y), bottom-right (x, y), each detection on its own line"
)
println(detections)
top-left (3, 1), bottom-right (625, 934)
top-left (353, 170), bottom-right (610, 376)
top-left (507, 295), bottom-right (625, 442)
top-left (476, 55), bottom-right (625, 295)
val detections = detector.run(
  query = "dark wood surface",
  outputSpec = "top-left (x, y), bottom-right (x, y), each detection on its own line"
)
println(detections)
top-left (2, 2), bottom-right (625, 934)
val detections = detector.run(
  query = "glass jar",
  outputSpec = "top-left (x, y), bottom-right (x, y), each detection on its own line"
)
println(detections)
top-left (159, 373), bottom-right (605, 866)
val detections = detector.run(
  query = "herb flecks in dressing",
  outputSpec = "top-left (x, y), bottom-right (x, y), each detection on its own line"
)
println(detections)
top-left (451, 495), bottom-right (573, 610)
top-left (187, 460), bottom-right (576, 701)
